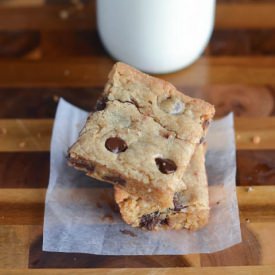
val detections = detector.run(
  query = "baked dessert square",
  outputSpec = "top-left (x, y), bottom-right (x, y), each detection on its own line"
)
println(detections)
top-left (114, 144), bottom-right (209, 231)
top-left (68, 62), bottom-right (214, 208)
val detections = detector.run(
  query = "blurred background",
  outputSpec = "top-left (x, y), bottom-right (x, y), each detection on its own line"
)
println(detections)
top-left (0, 0), bottom-right (274, 119)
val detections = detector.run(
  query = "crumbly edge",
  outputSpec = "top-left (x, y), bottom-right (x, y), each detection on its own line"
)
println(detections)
top-left (68, 153), bottom-right (175, 208)
top-left (105, 62), bottom-right (215, 122)
top-left (116, 194), bottom-right (209, 231)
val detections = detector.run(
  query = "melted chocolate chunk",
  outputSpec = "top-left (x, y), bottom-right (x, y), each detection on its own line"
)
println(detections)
top-left (140, 212), bottom-right (161, 230)
top-left (155, 158), bottom-right (177, 174)
top-left (95, 96), bottom-right (108, 111)
top-left (105, 137), bottom-right (128, 153)
top-left (103, 175), bottom-right (126, 186)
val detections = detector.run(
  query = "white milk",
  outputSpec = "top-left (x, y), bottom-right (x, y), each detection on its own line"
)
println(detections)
top-left (96, 0), bottom-right (216, 73)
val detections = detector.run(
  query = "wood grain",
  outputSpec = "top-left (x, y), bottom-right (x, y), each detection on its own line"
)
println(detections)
top-left (0, 4), bottom-right (95, 31)
top-left (0, 57), bottom-right (275, 88)
top-left (0, 1), bottom-right (275, 31)
top-left (0, 88), bottom-right (101, 118)
top-left (0, 31), bottom-right (39, 58)
top-left (216, 3), bottom-right (275, 29)
top-left (0, 153), bottom-right (49, 188)
top-left (237, 151), bottom-right (275, 186)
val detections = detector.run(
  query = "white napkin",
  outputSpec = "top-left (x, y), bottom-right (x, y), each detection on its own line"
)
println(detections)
top-left (43, 99), bottom-right (241, 255)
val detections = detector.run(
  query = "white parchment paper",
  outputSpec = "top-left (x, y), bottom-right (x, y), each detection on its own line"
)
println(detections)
top-left (43, 98), bottom-right (241, 255)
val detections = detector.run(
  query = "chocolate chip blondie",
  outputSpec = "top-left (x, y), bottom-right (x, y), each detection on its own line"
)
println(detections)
top-left (68, 62), bottom-right (214, 208)
top-left (114, 144), bottom-right (209, 231)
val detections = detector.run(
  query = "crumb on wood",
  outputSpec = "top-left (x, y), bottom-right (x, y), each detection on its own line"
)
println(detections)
top-left (19, 141), bottom-right (26, 148)
top-left (0, 128), bottom-right (7, 135)
top-left (245, 218), bottom-right (250, 223)
top-left (37, 132), bottom-right (41, 138)
top-left (59, 10), bottom-right (69, 20)
top-left (236, 134), bottom-right (241, 140)
top-left (120, 229), bottom-right (137, 237)
top-left (71, 0), bottom-right (84, 10)
top-left (247, 186), bottom-right (253, 192)
top-left (53, 95), bottom-right (60, 103)
top-left (251, 135), bottom-right (261, 144)
top-left (64, 69), bottom-right (71, 77)
top-left (101, 214), bottom-right (114, 222)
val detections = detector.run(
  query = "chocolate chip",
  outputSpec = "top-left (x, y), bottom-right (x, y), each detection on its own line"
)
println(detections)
top-left (173, 193), bottom-right (188, 211)
top-left (103, 175), bottom-right (126, 186)
top-left (140, 212), bottom-right (161, 230)
top-left (155, 158), bottom-right (177, 174)
top-left (105, 137), bottom-right (128, 153)
top-left (95, 96), bottom-right (108, 111)
top-left (160, 218), bottom-right (169, 225)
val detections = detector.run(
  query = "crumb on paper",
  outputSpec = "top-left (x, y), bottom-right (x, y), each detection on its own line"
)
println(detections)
top-left (251, 136), bottom-right (261, 144)
top-left (120, 229), bottom-right (137, 237)
top-left (59, 10), bottom-right (69, 20)
top-left (247, 186), bottom-right (253, 192)
top-left (53, 95), bottom-right (60, 103)
top-left (0, 128), bottom-right (7, 135)
top-left (19, 141), bottom-right (26, 148)
top-left (101, 214), bottom-right (114, 222)
top-left (64, 69), bottom-right (71, 77)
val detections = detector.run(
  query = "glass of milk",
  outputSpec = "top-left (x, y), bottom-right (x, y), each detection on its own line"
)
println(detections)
top-left (96, 0), bottom-right (216, 74)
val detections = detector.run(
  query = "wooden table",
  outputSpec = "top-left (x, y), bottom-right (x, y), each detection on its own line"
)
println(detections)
top-left (0, 0), bottom-right (275, 274)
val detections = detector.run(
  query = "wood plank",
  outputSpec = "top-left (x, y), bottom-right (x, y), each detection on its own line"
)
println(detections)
top-left (0, 4), bottom-right (94, 31)
top-left (0, 88), bottom-right (101, 118)
top-left (0, 57), bottom-right (275, 88)
top-left (1, 266), bottom-right (275, 274)
top-left (0, 31), bottom-right (40, 59)
top-left (0, 225), bottom-right (40, 268)
top-left (216, 3), bottom-right (275, 29)
top-left (0, 2), bottom-right (274, 31)
top-left (0, 153), bottom-right (49, 188)
top-left (37, 29), bottom-right (275, 59)
top-left (0, 186), bottom-right (274, 225)
top-left (201, 222), bottom-right (275, 266)
top-left (207, 29), bottom-right (275, 56)
top-left (237, 151), bottom-right (275, 186)
top-left (1, 117), bottom-right (275, 152)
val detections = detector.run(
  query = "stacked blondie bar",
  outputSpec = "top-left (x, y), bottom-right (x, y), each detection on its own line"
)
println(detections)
top-left (68, 62), bottom-right (215, 231)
